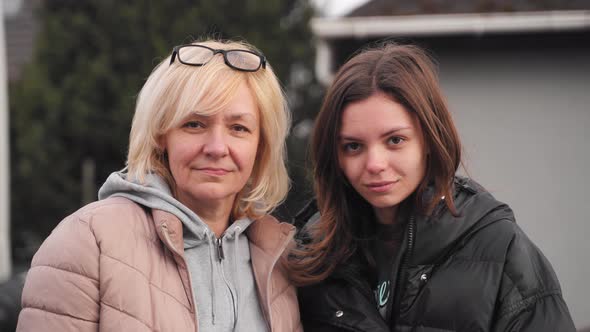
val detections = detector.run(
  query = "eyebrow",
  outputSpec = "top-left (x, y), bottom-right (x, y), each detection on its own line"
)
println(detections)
top-left (339, 126), bottom-right (412, 141)
top-left (187, 112), bottom-right (257, 122)
top-left (225, 112), bottom-right (257, 122)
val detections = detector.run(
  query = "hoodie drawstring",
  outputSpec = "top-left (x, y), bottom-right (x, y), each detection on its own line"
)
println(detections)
top-left (232, 226), bottom-right (242, 331)
top-left (194, 222), bottom-right (251, 330)
top-left (207, 231), bottom-right (217, 325)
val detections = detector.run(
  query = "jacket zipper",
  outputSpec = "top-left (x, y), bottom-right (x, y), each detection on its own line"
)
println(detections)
top-left (310, 218), bottom-right (415, 332)
top-left (212, 232), bottom-right (238, 326)
top-left (390, 215), bottom-right (415, 327)
top-left (216, 237), bottom-right (225, 261)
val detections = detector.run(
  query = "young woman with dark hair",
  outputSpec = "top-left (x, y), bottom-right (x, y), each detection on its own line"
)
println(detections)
top-left (289, 43), bottom-right (575, 331)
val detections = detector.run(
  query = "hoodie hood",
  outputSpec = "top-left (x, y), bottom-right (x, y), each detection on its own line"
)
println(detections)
top-left (98, 171), bottom-right (268, 331)
top-left (98, 171), bottom-right (253, 243)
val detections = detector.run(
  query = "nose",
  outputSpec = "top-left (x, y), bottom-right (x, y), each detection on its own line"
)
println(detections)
top-left (203, 128), bottom-right (229, 158)
top-left (365, 146), bottom-right (386, 175)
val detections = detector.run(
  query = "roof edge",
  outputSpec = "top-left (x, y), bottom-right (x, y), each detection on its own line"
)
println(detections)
top-left (311, 10), bottom-right (590, 38)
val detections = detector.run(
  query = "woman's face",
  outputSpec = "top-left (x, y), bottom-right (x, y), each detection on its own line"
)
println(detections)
top-left (338, 93), bottom-right (427, 218)
top-left (162, 82), bottom-right (260, 213)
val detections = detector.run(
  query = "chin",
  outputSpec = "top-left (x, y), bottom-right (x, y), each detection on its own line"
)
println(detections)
top-left (365, 196), bottom-right (403, 209)
top-left (193, 191), bottom-right (233, 201)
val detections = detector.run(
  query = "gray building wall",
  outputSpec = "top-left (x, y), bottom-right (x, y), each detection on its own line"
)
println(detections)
top-left (437, 45), bottom-right (590, 328)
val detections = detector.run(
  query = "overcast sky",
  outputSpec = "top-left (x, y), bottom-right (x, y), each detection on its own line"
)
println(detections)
top-left (312, 0), bottom-right (370, 17)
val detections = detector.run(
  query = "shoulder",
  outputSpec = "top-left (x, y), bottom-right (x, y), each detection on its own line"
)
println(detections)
top-left (248, 214), bottom-right (296, 250)
top-left (33, 197), bottom-right (155, 265)
top-left (442, 177), bottom-right (518, 252)
top-left (447, 178), bottom-right (551, 272)
top-left (293, 199), bottom-right (319, 230)
top-left (449, 178), bottom-right (546, 270)
top-left (41, 197), bottom-right (145, 244)
top-left (450, 176), bottom-right (512, 218)
top-left (26, 199), bottom-right (142, 285)
top-left (20, 198), bottom-right (158, 327)
top-left (64, 197), bottom-right (154, 238)
top-left (292, 200), bottom-right (321, 246)
top-left (484, 219), bottom-right (573, 327)
top-left (412, 177), bottom-right (516, 263)
top-left (497, 221), bottom-right (564, 312)
top-left (69, 196), bottom-right (148, 227)
top-left (448, 178), bottom-right (560, 285)
top-left (454, 203), bottom-right (565, 316)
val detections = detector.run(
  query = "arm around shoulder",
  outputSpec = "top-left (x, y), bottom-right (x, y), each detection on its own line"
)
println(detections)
top-left (16, 212), bottom-right (101, 332)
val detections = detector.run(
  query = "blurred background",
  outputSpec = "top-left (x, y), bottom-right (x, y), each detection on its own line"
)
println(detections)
top-left (0, 0), bottom-right (589, 331)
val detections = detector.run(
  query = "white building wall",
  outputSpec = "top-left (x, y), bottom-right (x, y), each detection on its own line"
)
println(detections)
top-left (438, 47), bottom-right (590, 328)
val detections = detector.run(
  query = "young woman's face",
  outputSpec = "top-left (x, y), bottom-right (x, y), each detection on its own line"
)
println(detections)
top-left (162, 82), bottom-right (260, 213)
top-left (338, 93), bottom-right (427, 216)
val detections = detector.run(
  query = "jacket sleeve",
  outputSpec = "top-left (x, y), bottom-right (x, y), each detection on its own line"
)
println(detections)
top-left (16, 213), bottom-right (100, 332)
top-left (491, 227), bottom-right (576, 332)
top-left (492, 292), bottom-right (575, 332)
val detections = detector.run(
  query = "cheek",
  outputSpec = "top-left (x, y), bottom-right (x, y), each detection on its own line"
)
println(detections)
top-left (338, 156), bottom-right (361, 183)
top-left (167, 143), bottom-right (195, 171)
top-left (235, 140), bottom-right (259, 171)
top-left (405, 149), bottom-right (427, 180)
top-left (243, 150), bottom-right (258, 172)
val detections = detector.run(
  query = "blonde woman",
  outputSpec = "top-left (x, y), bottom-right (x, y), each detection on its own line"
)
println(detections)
top-left (17, 39), bottom-right (301, 331)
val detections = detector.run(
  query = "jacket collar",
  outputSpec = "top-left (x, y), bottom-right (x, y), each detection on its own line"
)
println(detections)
top-left (295, 177), bottom-right (515, 268)
top-left (150, 209), bottom-right (296, 327)
top-left (150, 209), bottom-right (296, 255)
top-left (247, 215), bottom-right (295, 253)
top-left (248, 215), bottom-right (296, 331)
top-left (152, 209), bottom-right (185, 255)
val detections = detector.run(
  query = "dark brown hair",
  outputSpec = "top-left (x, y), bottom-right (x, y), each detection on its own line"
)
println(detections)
top-left (289, 42), bottom-right (462, 285)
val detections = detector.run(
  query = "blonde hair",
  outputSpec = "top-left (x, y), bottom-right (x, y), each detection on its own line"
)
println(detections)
top-left (127, 39), bottom-right (291, 218)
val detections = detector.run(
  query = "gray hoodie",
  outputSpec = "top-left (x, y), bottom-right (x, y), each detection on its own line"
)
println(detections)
top-left (98, 171), bottom-right (268, 332)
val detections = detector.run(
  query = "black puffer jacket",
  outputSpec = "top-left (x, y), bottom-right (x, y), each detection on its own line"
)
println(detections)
top-left (296, 177), bottom-right (575, 332)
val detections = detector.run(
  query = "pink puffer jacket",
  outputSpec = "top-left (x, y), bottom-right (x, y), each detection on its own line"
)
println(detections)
top-left (16, 197), bottom-right (302, 331)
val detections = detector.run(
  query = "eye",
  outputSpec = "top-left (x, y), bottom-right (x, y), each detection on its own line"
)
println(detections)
top-left (231, 124), bottom-right (251, 133)
top-left (388, 136), bottom-right (405, 145)
top-left (183, 121), bottom-right (204, 129)
top-left (342, 142), bottom-right (362, 153)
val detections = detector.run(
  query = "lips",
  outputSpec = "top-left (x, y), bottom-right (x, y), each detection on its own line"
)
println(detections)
top-left (365, 180), bottom-right (399, 193)
top-left (197, 167), bottom-right (231, 176)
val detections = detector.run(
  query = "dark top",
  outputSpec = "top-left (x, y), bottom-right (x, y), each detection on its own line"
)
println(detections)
top-left (295, 177), bottom-right (575, 332)
top-left (373, 220), bottom-right (405, 322)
